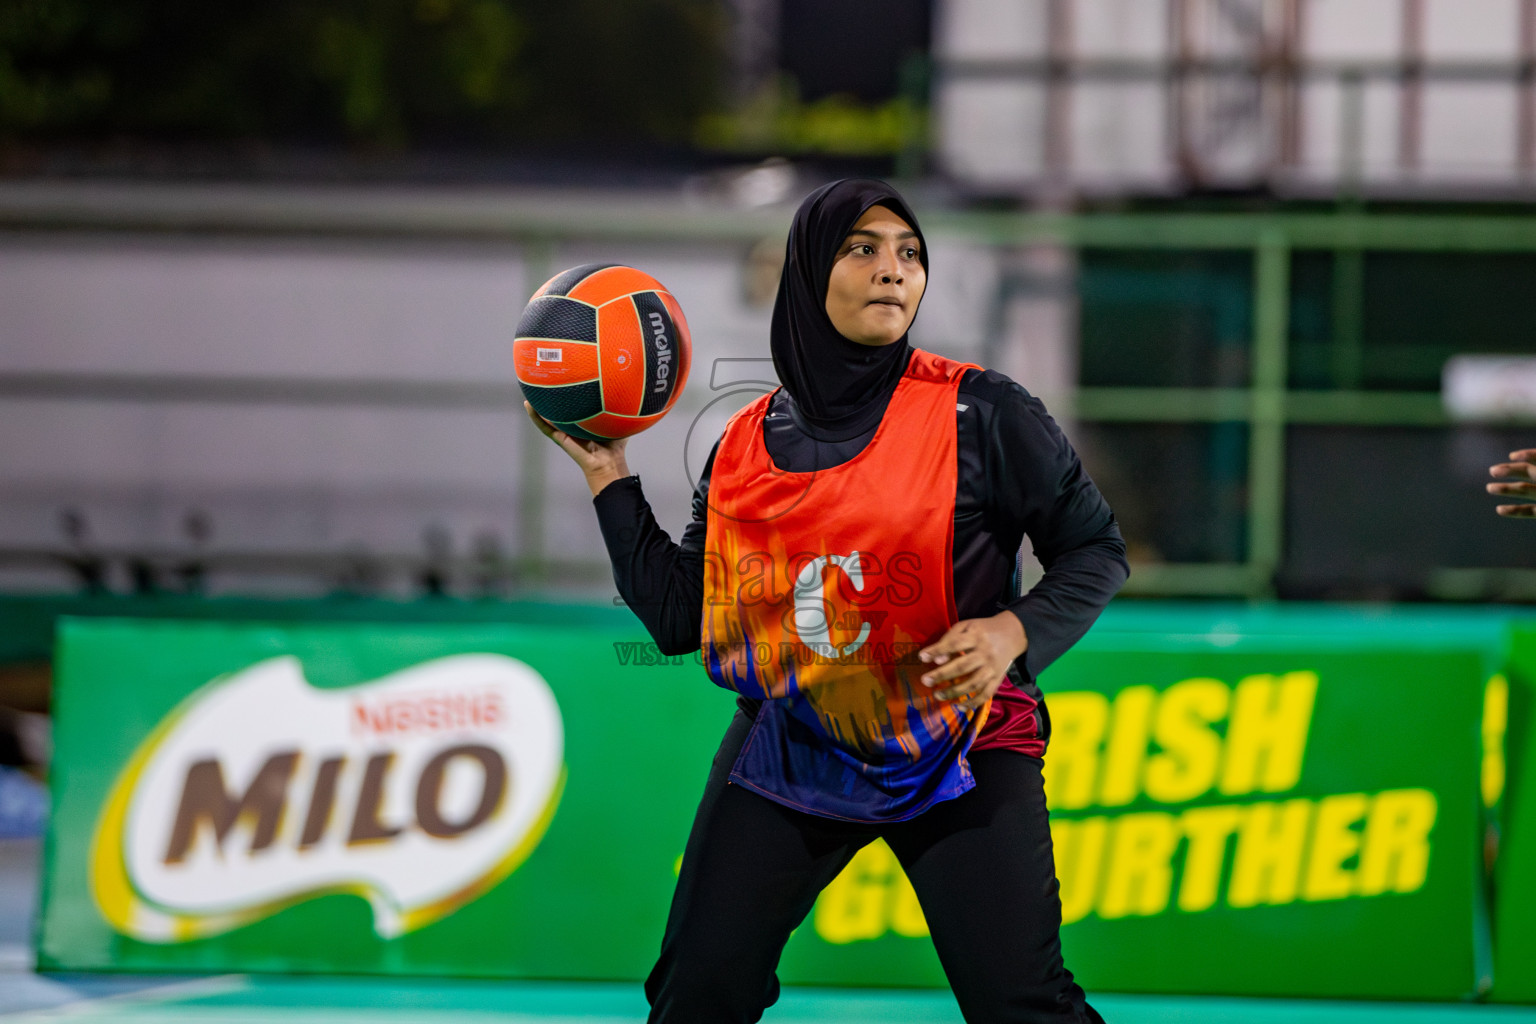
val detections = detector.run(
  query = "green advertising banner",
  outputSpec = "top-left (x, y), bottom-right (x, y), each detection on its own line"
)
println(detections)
top-left (779, 632), bottom-right (1491, 1000)
top-left (41, 618), bottom-right (729, 980)
top-left (1493, 627), bottom-right (1536, 1003)
top-left (41, 616), bottom-right (1490, 999)
top-left (1045, 638), bottom-right (1487, 1000)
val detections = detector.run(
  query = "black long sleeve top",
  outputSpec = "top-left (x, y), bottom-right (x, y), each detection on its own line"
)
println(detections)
top-left (592, 363), bottom-right (1128, 738)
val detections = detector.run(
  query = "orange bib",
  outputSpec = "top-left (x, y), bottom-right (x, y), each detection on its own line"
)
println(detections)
top-left (701, 349), bottom-right (988, 821)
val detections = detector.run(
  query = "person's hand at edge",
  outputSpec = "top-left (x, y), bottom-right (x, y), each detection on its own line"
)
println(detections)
top-left (525, 400), bottom-right (632, 498)
top-left (917, 611), bottom-right (1028, 712)
top-left (1489, 448), bottom-right (1536, 518)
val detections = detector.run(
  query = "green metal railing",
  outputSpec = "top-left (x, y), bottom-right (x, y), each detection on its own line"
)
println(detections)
top-left (4, 182), bottom-right (1536, 599)
top-left (961, 212), bottom-right (1536, 598)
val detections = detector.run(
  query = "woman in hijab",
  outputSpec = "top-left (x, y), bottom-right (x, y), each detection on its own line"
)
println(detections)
top-left (526, 178), bottom-right (1126, 1023)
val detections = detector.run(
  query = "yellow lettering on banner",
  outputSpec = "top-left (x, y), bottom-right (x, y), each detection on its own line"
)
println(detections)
top-left (815, 841), bottom-right (895, 944)
top-left (1219, 672), bottom-right (1318, 796)
top-left (1051, 817), bottom-right (1106, 925)
top-left (1099, 686), bottom-right (1156, 807)
top-left (1043, 692), bottom-right (1109, 811)
top-left (1228, 799), bottom-right (1311, 907)
top-left (1301, 792), bottom-right (1368, 901)
top-left (888, 859), bottom-right (928, 939)
top-left (1358, 789), bottom-right (1437, 896)
top-left (1098, 812), bottom-right (1179, 918)
top-left (1484, 674), bottom-right (1508, 809)
top-left (1145, 679), bottom-right (1229, 804)
top-left (1176, 805), bottom-right (1243, 912)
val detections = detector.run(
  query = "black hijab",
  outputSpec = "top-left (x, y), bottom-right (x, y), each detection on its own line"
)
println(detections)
top-left (770, 178), bottom-right (929, 442)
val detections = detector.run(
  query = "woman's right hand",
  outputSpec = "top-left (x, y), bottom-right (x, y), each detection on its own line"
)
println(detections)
top-left (524, 400), bottom-right (633, 497)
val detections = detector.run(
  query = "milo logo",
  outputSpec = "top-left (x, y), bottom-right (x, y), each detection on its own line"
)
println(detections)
top-left (90, 654), bottom-right (565, 942)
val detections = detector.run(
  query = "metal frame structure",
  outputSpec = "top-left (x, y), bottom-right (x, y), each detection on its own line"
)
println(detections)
top-left (935, 0), bottom-right (1536, 194)
top-left (3, 183), bottom-right (1536, 599)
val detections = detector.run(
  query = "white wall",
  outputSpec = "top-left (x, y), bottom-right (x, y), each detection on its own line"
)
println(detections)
top-left (935, 0), bottom-right (1535, 193)
top-left (0, 202), bottom-right (1009, 594)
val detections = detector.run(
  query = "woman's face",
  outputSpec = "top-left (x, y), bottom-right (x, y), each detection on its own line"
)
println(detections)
top-left (823, 205), bottom-right (926, 347)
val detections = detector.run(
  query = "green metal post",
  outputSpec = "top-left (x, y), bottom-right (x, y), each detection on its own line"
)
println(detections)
top-left (894, 52), bottom-right (930, 185)
top-left (1330, 247), bottom-right (1365, 389)
top-left (1248, 230), bottom-right (1291, 598)
top-left (519, 238), bottom-right (555, 588)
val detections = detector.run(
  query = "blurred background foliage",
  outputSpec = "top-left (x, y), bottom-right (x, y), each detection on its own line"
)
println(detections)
top-left (0, 0), bottom-right (728, 150)
top-left (694, 74), bottom-right (926, 157)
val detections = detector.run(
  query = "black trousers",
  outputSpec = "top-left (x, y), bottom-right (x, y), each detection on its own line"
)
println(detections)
top-left (645, 710), bottom-right (1104, 1024)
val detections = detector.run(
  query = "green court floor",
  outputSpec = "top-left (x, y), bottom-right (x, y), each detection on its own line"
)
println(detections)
top-left (4, 976), bottom-right (1536, 1024)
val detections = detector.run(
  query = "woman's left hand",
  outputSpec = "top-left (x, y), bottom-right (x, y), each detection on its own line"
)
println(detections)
top-left (918, 612), bottom-right (1029, 711)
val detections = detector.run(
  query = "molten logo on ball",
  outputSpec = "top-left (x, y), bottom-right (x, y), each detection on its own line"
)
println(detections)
top-left (649, 311), bottom-right (672, 394)
top-left (514, 263), bottom-right (692, 441)
top-left (89, 655), bottom-right (565, 942)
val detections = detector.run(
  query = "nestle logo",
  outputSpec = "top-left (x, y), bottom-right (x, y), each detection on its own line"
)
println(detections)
top-left (351, 691), bottom-right (504, 736)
